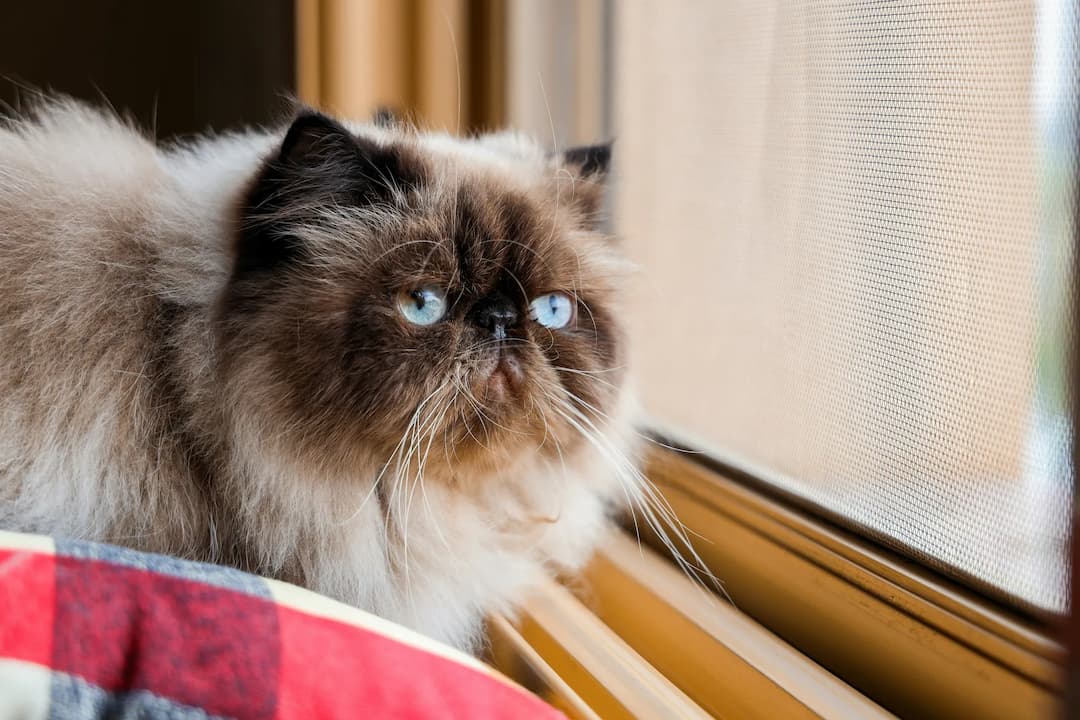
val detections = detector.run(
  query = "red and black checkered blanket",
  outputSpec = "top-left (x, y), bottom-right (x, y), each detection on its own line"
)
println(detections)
top-left (0, 530), bottom-right (564, 719)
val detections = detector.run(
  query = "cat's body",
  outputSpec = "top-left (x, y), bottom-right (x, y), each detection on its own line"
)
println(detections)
top-left (0, 100), bottom-right (639, 649)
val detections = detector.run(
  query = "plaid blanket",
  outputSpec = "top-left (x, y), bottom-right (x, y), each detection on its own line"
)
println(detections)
top-left (0, 530), bottom-right (564, 719)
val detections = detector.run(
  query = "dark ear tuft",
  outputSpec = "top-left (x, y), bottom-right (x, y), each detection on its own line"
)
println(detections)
top-left (563, 141), bottom-right (613, 179)
top-left (277, 110), bottom-right (359, 168)
top-left (558, 142), bottom-right (612, 228)
top-left (234, 110), bottom-right (426, 277)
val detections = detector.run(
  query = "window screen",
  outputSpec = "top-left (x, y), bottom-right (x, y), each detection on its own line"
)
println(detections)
top-left (615, 1), bottom-right (1077, 614)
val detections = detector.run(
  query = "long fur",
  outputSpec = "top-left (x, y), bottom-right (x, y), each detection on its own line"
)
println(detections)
top-left (0, 99), bottom-right (641, 650)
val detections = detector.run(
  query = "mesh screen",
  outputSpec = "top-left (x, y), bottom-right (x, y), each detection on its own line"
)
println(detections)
top-left (616, 1), bottom-right (1077, 613)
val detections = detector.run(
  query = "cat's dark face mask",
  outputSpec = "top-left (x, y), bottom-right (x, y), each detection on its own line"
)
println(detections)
top-left (220, 110), bottom-right (626, 481)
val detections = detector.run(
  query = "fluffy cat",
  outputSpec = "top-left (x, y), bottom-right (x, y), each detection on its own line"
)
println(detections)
top-left (0, 99), bottom-right (641, 650)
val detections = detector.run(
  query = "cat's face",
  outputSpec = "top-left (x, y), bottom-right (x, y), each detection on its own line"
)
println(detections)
top-left (220, 111), bottom-right (628, 482)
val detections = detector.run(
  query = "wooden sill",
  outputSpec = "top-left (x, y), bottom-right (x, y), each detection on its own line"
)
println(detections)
top-left (578, 532), bottom-right (894, 719)
top-left (491, 580), bottom-right (711, 720)
top-left (640, 447), bottom-right (1063, 719)
top-left (486, 615), bottom-right (602, 720)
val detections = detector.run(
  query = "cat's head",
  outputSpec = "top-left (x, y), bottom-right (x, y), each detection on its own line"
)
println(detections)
top-left (219, 110), bottom-right (630, 484)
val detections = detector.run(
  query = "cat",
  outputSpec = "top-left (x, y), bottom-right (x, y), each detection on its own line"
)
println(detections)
top-left (0, 98), bottom-right (641, 650)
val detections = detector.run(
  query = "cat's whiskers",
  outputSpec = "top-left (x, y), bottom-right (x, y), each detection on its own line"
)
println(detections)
top-left (527, 393), bottom-right (552, 453)
top-left (542, 387), bottom-right (730, 605)
top-left (457, 404), bottom-right (487, 451)
top-left (541, 388), bottom-right (643, 548)
top-left (553, 365), bottom-right (620, 391)
top-left (357, 380), bottom-right (447, 532)
top-left (533, 397), bottom-right (571, 495)
top-left (449, 372), bottom-right (524, 437)
top-left (411, 392), bottom-right (455, 554)
top-left (341, 388), bottom-right (428, 530)
top-left (554, 364), bottom-right (626, 375)
top-left (393, 385), bottom-right (446, 606)
top-left (398, 380), bottom-right (465, 581)
top-left (448, 375), bottom-right (493, 441)
top-left (546, 373), bottom-right (700, 455)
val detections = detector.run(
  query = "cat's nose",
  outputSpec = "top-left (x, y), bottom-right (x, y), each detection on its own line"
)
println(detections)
top-left (469, 292), bottom-right (520, 340)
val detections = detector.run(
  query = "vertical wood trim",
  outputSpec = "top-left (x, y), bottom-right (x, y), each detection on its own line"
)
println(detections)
top-left (505, 0), bottom-right (551, 143)
top-left (316, 0), bottom-right (409, 119)
top-left (469, 0), bottom-right (507, 130)
top-left (505, 0), bottom-right (608, 146)
top-left (296, 0), bottom-right (505, 130)
top-left (295, 0), bottom-right (322, 106)
top-left (415, 0), bottom-right (468, 132)
top-left (318, 0), bottom-right (379, 117)
top-left (372, 0), bottom-right (410, 116)
top-left (574, 0), bottom-right (605, 143)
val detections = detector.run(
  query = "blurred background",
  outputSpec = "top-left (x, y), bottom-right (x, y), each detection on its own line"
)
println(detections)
top-left (0, 0), bottom-right (610, 145)
top-left (1, 0), bottom-right (1076, 652)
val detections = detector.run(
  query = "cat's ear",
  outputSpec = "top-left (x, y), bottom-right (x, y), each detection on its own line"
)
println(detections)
top-left (556, 141), bottom-right (612, 227)
top-left (273, 110), bottom-right (421, 206)
top-left (276, 110), bottom-right (359, 170)
top-left (236, 110), bottom-right (422, 275)
top-left (562, 142), bottom-right (612, 180)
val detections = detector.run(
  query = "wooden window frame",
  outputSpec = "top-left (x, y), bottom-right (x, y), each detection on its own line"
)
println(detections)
top-left (492, 444), bottom-right (1063, 719)
top-left (640, 443), bottom-right (1062, 718)
top-left (489, 444), bottom-right (1065, 718)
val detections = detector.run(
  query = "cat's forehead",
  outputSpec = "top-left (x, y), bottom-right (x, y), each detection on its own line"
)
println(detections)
top-left (367, 132), bottom-right (570, 245)
top-left (415, 181), bottom-right (574, 292)
top-left (329, 121), bottom-right (608, 288)
top-left (335, 177), bottom-right (591, 301)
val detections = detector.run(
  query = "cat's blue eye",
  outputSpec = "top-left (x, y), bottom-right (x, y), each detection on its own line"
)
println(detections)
top-left (397, 286), bottom-right (447, 325)
top-left (529, 292), bottom-right (575, 329)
